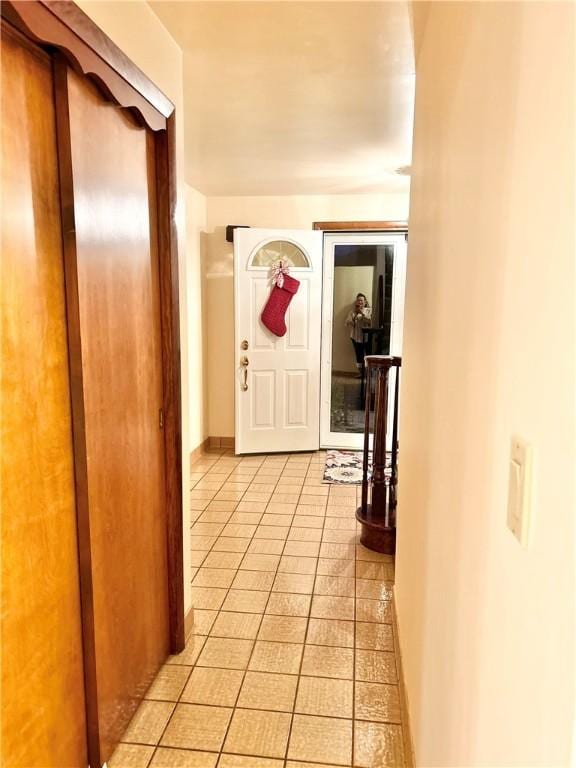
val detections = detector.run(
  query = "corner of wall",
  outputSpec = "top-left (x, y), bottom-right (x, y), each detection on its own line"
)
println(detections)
top-left (185, 184), bottom-right (209, 452)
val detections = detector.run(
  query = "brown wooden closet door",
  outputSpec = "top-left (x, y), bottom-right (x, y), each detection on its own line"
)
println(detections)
top-left (0, 25), bottom-right (88, 768)
top-left (64, 68), bottom-right (169, 761)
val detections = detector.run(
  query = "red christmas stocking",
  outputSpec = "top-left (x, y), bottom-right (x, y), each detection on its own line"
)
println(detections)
top-left (261, 273), bottom-right (300, 337)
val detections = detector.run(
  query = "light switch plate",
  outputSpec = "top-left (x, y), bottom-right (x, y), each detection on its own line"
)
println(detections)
top-left (507, 436), bottom-right (533, 547)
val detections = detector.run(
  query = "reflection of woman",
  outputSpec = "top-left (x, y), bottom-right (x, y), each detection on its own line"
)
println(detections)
top-left (345, 293), bottom-right (372, 376)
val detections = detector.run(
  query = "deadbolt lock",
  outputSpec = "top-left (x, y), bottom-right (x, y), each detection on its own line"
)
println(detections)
top-left (241, 340), bottom-right (249, 350)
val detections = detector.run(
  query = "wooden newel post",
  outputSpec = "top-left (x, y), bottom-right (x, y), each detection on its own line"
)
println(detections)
top-left (356, 355), bottom-right (402, 554)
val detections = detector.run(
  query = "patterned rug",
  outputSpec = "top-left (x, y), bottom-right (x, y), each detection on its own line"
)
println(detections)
top-left (323, 449), bottom-right (392, 485)
top-left (323, 450), bottom-right (369, 485)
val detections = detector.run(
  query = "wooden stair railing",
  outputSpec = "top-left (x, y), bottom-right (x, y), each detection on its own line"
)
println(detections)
top-left (356, 355), bottom-right (402, 554)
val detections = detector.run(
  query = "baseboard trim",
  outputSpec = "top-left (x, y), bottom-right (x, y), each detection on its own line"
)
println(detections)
top-left (190, 437), bottom-right (236, 465)
top-left (392, 589), bottom-right (416, 767)
top-left (207, 436), bottom-right (235, 451)
top-left (184, 605), bottom-right (194, 641)
top-left (190, 438), bottom-right (210, 464)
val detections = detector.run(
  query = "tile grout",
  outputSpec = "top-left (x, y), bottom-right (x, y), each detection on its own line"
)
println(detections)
top-left (147, 451), bottom-right (269, 764)
top-left (213, 452), bottom-right (294, 763)
top-left (138, 696), bottom-right (402, 724)
top-left (281, 455), bottom-right (326, 764)
top-left (114, 449), bottom-right (403, 768)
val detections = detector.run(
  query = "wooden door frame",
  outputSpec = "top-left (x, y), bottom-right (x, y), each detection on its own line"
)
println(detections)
top-left (313, 220), bottom-right (408, 233)
top-left (1, 2), bottom-right (184, 764)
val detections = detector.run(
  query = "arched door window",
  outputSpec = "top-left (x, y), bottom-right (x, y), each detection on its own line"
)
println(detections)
top-left (249, 239), bottom-right (310, 268)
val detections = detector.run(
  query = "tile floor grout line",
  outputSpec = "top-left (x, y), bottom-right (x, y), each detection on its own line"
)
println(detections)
top-left (146, 450), bottom-right (264, 764)
top-left (281, 457), bottom-right (338, 766)
top-left (138, 697), bottom-right (401, 724)
top-left (114, 451), bottom-right (406, 767)
top-left (352, 485), bottom-right (359, 768)
top-left (190, 451), bottom-right (276, 567)
top-left (189, 459), bottom-right (266, 703)
top-left (126, 450), bottom-right (236, 766)
top-left (280, 457), bottom-right (317, 766)
top-left (211, 452), bottom-right (294, 765)
top-left (271, 454), bottom-right (318, 763)
top-left (146, 466), bottom-right (240, 763)
top-left (190, 456), bottom-right (241, 569)
top-left (120, 734), bottom-right (391, 768)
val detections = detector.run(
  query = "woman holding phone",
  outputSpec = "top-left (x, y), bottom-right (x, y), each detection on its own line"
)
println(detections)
top-left (345, 293), bottom-right (372, 377)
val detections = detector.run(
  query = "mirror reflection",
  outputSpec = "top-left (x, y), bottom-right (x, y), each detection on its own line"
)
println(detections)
top-left (330, 243), bottom-right (394, 434)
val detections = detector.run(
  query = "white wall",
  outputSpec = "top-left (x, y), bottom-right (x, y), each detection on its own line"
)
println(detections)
top-left (204, 192), bottom-right (409, 436)
top-left (395, 2), bottom-right (575, 765)
top-left (186, 185), bottom-right (208, 451)
top-left (77, 1), bottom-right (195, 616)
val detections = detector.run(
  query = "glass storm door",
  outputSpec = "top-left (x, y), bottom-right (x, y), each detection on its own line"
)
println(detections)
top-left (320, 232), bottom-right (407, 450)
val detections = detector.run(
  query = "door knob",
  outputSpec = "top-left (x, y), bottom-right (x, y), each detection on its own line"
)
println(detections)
top-left (241, 340), bottom-right (249, 350)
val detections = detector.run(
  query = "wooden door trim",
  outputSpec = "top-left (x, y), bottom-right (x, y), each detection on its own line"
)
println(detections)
top-left (42, 0), bottom-right (174, 118)
top-left (52, 55), bottom-right (101, 765)
top-left (155, 113), bottom-right (185, 651)
top-left (2, 1), bottom-right (169, 131)
top-left (313, 220), bottom-right (408, 232)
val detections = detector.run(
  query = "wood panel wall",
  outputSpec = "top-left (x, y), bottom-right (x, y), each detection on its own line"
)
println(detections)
top-left (0, 3), bottom-right (184, 764)
top-left (0, 24), bottom-right (87, 768)
top-left (63, 67), bottom-right (170, 761)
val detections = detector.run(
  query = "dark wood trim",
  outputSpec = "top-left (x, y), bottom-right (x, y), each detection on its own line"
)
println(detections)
top-left (42, 1), bottom-right (174, 118)
top-left (1, 15), bottom-right (50, 61)
top-left (313, 220), bottom-right (408, 232)
top-left (52, 53), bottom-right (102, 768)
top-left (356, 356), bottom-right (402, 555)
top-left (2, 1), bottom-right (167, 131)
top-left (156, 113), bottom-right (185, 654)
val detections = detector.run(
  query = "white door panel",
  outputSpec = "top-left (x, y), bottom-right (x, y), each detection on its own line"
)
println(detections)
top-left (234, 228), bottom-right (322, 454)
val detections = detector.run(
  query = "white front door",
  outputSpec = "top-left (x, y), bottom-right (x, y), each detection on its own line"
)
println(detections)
top-left (234, 228), bottom-right (322, 454)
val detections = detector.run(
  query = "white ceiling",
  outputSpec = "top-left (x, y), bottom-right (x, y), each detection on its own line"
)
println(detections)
top-left (150, 1), bottom-right (416, 196)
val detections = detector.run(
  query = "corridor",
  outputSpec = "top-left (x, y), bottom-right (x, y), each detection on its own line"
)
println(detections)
top-left (110, 449), bottom-right (410, 767)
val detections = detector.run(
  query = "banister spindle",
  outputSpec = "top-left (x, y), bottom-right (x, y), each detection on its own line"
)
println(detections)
top-left (356, 355), bottom-right (402, 553)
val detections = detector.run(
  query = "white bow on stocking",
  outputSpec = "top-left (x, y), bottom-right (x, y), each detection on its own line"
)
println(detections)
top-left (270, 259), bottom-right (291, 288)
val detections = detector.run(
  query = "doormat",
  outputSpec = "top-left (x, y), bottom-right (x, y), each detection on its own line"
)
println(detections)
top-left (323, 449), bottom-right (392, 485)
top-left (323, 450), bottom-right (368, 485)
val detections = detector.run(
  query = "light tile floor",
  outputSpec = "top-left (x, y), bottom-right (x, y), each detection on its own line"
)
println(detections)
top-left (110, 450), bottom-right (409, 768)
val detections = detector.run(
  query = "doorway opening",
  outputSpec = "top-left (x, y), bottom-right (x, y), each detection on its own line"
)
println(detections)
top-left (316, 223), bottom-right (408, 450)
top-left (231, 223), bottom-right (407, 455)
